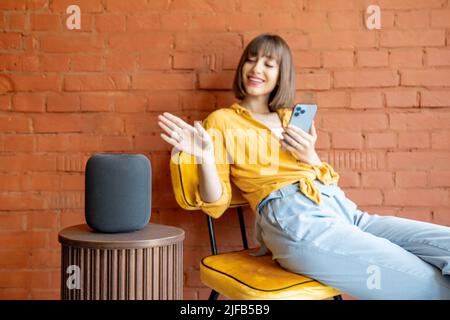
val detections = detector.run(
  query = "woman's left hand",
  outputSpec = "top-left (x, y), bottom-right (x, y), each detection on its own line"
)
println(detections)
top-left (280, 121), bottom-right (322, 166)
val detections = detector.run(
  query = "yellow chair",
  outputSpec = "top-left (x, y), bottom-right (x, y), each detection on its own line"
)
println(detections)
top-left (169, 151), bottom-right (342, 300)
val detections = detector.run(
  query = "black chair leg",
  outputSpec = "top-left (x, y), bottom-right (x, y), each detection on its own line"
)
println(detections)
top-left (209, 290), bottom-right (220, 300)
top-left (333, 294), bottom-right (343, 300)
top-left (236, 207), bottom-right (248, 250)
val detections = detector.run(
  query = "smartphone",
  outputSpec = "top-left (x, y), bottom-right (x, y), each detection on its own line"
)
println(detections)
top-left (288, 103), bottom-right (317, 133)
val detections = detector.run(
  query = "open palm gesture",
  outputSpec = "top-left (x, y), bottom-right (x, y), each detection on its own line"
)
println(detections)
top-left (158, 112), bottom-right (214, 161)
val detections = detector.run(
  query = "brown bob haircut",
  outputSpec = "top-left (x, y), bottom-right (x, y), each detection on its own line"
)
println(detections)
top-left (232, 33), bottom-right (296, 111)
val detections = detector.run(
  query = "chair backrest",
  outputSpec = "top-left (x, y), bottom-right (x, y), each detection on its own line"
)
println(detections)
top-left (169, 151), bottom-right (248, 210)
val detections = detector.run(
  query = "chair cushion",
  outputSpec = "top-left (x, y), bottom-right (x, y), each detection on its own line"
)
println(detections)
top-left (169, 151), bottom-right (248, 210)
top-left (200, 248), bottom-right (340, 300)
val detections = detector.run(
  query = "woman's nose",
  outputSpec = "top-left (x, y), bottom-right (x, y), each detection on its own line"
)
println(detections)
top-left (251, 60), bottom-right (263, 74)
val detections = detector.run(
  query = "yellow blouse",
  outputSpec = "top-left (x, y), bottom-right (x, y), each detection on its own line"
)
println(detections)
top-left (194, 102), bottom-right (340, 218)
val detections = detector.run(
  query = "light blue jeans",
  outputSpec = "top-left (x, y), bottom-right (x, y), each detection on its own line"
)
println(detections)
top-left (255, 180), bottom-right (450, 299)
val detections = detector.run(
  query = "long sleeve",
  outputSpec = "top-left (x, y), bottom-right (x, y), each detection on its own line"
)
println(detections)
top-left (193, 113), bottom-right (232, 219)
top-left (297, 161), bottom-right (340, 185)
top-left (295, 161), bottom-right (340, 205)
top-left (313, 161), bottom-right (340, 185)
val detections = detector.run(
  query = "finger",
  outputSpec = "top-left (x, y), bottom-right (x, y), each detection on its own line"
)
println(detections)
top-left (287, 124), bottom-right (311, 138)
top-left (283, 130), bottom-right (308, 146)
top-left (160, 121), bottom-right (182, 141)
top-left (281, 140), bottom-right (299, 156)
top-left (280, 140), bottom-right (289, 151)
top-left (159, 114), bottom-right (194, 135)
top-left (284, 128), bottom-right (308, 144)
top-left (281, 136), bottom-right (304, 153)
top-left (281, 133), bottom-right (297, 148)
top-left (160, 133), bottom-right (178, 146)
top-left (161, 112), bottom-right (195, 133)
top-left (280, 140), bottom-right (292, 150)
top-left (158, 114), bottom-right (180, 132)
top-left (311, 121), bottom-right (317, 138)
top-left (194, 120), bottom-right (207, 136)
top-left (158, 121), bottom-right (175, 137)
top-left (287, 124), bottom-right (313, 140)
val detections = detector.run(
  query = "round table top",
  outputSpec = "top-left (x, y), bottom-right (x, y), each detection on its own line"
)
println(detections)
top-left (58, 223), bottom-right (185, 249)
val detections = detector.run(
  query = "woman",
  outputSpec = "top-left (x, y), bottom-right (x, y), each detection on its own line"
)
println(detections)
top-left (158, 33), bottom-right (450, 299)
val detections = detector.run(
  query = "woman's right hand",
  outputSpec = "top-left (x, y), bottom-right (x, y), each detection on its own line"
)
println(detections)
top-left (158, 112), bottom-right (215, 161)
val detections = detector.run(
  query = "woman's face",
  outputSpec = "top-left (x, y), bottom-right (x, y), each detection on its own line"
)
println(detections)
top-left (241, 53), bottom-right (280, 99)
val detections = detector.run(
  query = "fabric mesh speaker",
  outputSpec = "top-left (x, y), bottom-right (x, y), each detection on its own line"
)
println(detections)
top-left (85, 154), bottom-right (151, 233)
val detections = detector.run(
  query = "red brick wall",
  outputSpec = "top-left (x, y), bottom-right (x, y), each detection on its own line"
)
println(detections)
top-left (0, 0), bottom-right (449, 300)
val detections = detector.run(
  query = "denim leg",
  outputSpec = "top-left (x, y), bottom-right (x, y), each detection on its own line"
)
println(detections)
top-left (329, 185), bottom-right (450, 276)
top-left (275, 227), bottom-right (450, 300)
top-left (258, 184), bottom-right (450, 299)
top-left (353, 211), bottom-right (450, 276)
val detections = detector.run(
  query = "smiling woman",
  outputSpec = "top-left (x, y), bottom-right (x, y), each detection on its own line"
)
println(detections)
top-left (232, 33), bottom-right (296, 115)
top-left (158, 33), bottom-right (450, 300)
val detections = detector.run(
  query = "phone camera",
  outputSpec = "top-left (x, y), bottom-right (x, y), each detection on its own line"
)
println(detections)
top-left (296, 107), bottom-right (306, 114)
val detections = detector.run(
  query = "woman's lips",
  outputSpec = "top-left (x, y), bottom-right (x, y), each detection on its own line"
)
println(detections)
top-left (247, 76), bottom-right (265, 87)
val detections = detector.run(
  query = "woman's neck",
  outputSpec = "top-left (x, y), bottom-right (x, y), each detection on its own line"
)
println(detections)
top-left (240, 95), bottom-right (272, 114)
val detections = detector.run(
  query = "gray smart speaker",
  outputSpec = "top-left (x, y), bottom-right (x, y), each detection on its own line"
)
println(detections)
top-left (85, 154), bottom-right (151, 233)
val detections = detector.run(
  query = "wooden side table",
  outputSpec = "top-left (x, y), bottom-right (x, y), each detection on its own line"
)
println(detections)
top-left (58, 223), bottom-right (185, 300)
